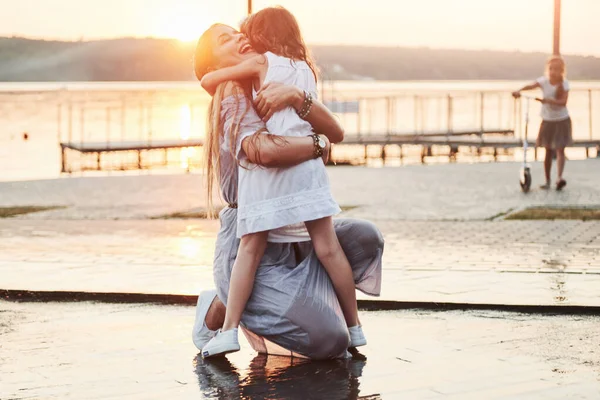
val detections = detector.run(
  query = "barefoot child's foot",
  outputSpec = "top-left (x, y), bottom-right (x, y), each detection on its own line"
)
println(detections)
top-left (556, 179), bottom-right (567, 191)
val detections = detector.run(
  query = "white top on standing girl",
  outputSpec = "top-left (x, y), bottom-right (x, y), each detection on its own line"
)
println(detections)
top-left (513, 56), bottom-right (572, 190)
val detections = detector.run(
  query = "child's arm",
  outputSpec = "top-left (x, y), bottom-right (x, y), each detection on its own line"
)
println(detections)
top-left (255, 83), bottom-right (345, 143)
top-left (201, 54), bottom-right (264, 95)
top-left (512, 81), bottom-right (541, 98)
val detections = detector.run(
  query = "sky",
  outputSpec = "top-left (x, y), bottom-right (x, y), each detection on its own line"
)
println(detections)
top-left (1, 0), bottom-right (599, 56)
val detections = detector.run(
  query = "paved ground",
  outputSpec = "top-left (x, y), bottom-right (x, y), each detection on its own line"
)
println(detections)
top-left (1, 300), bottom-right (599, 400)
top-left (1, 159), bottom-right (599, 221)
top-left (1, 160), bottom-right (600, 398)
top-left (1, 219), bottom-right (599, 307)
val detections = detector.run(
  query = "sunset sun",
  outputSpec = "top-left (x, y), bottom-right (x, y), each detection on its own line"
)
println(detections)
top-left (156, 9), bottom-right (210, 42)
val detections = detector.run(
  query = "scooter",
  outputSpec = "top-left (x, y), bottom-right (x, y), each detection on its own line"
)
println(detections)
top-left (519, 96), bottom-right (532, 193)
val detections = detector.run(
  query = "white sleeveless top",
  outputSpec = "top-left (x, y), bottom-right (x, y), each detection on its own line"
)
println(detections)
top-left (236, 52), bottom-right (340, 242)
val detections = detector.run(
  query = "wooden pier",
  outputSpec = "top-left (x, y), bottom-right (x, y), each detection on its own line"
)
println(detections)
top-left (53, 86), bottom-right (600, 172)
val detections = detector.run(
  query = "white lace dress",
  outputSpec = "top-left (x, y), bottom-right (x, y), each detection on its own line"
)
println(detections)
top-left (237, 52), bottom-right (340, 242)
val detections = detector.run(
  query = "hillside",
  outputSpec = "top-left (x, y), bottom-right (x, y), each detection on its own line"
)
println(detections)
top-left (1, 37), bottom-right (599, 82)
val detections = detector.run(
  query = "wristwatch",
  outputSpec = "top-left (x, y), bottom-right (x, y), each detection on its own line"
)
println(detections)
top-left (310, 134), bottom-right (326, 158)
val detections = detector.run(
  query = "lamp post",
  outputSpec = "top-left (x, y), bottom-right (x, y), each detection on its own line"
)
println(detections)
top-left (553, 0), bottom-right (561, 55)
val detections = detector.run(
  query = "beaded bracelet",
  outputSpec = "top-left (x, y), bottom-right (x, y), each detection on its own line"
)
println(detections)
top-left (297, 90), bottom-right (313, 119)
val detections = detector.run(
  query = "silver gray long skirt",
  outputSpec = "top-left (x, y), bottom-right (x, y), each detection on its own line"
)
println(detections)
top-left (213, 207), bottom-right (384, 360)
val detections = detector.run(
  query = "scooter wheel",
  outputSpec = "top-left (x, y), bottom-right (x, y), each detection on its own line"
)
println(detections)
top-left (520, 168), bottom-right (532, 193)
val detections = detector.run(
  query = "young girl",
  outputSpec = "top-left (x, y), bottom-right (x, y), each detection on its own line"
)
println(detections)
top-left (513, 56), bottom-right (572, 190)
top-left (200, 7), bottom-right (366, 358)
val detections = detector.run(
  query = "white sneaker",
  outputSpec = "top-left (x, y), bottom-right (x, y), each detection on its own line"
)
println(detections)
top-left (348, 325), bottom-right (367, 348)
top-left (202, 328), bottom-right (240, 358)
top-left (192, 290), bottom-right (218, 351)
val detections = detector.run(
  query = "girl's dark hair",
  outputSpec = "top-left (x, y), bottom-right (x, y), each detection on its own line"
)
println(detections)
top-left (241, 6), bottom-right (318, 81)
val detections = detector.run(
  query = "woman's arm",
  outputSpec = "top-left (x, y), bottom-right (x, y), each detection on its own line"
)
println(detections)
top-left (201, 55), bottom-right (263, 95)
top-left (242, 134), bottom-right (330, 168)
top-left (512, 81), bottom-right (541, 98)
top-left (254, 83), bottom-right (345, 143)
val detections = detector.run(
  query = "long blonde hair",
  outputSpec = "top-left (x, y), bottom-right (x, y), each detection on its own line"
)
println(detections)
top-left (546, 55), bottom-right (567, 97)
top-left (546, 55), bottom-right (566, 80)
top-left (194, 25), bottom-right (254, 217)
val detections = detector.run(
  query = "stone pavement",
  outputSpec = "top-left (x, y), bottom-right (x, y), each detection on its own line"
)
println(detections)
top-left (1, 300), bottom-right (600, 400)
top-left (2, 160), bottom-right (600, 399)
top-left (1, 219), bottom-right (599, 307)
top-left (1, 159), bottom-right (599, 221)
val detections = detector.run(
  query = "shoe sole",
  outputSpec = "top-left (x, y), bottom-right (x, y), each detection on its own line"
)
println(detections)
top-left (192, 289), bottom-right (218, 350)
top-left (202, 343), bottom-right (241, 358)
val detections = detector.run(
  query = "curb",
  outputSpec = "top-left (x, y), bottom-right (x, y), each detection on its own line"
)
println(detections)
top-left (3, 289), bottom-right (600, 315)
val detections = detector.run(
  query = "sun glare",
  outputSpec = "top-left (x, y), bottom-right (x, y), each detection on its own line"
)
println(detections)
top-left (156, 10), bottom-right (210, 43)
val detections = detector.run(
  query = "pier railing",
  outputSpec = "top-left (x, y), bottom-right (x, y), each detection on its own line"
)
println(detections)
top-left (2, 84), bottom-right (598, 172)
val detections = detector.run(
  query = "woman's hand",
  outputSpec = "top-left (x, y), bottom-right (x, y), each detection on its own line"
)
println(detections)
top-left (254, 82), bottom-right (303, 122)
top-left (320, 134), bottom-right (331, 165)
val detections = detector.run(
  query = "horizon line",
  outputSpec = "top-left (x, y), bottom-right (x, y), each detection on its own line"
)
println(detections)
top-left (2, 34), bottom-right (600, 58)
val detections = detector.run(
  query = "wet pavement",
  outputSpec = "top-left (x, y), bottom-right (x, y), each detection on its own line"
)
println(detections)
top-left (1, 219), bottom-right (599, 307)
top-left (1, 300), bottom-right (599, 400)
top-left (1, 161), bottom-right (600, 398)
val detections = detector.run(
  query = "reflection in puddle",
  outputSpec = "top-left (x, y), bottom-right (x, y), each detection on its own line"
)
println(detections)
top-left (194, 354), bottom-right (378, 400)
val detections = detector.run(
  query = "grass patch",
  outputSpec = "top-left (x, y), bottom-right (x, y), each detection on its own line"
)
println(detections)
top-left (486, 208), bottom-right (515, 221)
top-left (506, 207), bottom-right (600, 221)
top-left (0, 206), bottom-right (66, 218)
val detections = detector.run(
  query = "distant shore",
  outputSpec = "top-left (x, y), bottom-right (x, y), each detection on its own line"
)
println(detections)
top-left (2, 37), bottom-right (600, 81)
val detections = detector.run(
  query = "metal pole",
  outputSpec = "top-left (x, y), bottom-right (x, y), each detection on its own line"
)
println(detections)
top-left (57, 102), bottom-right (62, 143)
top-left (553, 0), bottom-right (561, 55)
top-left (479, 92), bottom-right (485, 136)
top-left (447, 95), bottom-right (453, 135)
top-left (106, 108), bottom-right (111, 149)
top-left (589, 89), bottom-right (593, 139)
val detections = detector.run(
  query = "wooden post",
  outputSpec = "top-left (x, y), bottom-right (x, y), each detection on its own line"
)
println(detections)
top-left (61, 145), bottom-right (66, 173)
top-left (553, 0), bottom-right (561, 55)
top-left (248, 0), bottom-right (252, 15)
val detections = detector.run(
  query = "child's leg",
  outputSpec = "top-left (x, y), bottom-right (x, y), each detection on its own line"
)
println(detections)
top-left (222, 230), bottom-right (269, 331)
top-left (305, 216), bottom-right (359, 328)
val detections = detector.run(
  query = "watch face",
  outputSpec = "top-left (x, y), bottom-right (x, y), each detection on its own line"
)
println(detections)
top-left (317, 137), bottom-right (326, 148)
